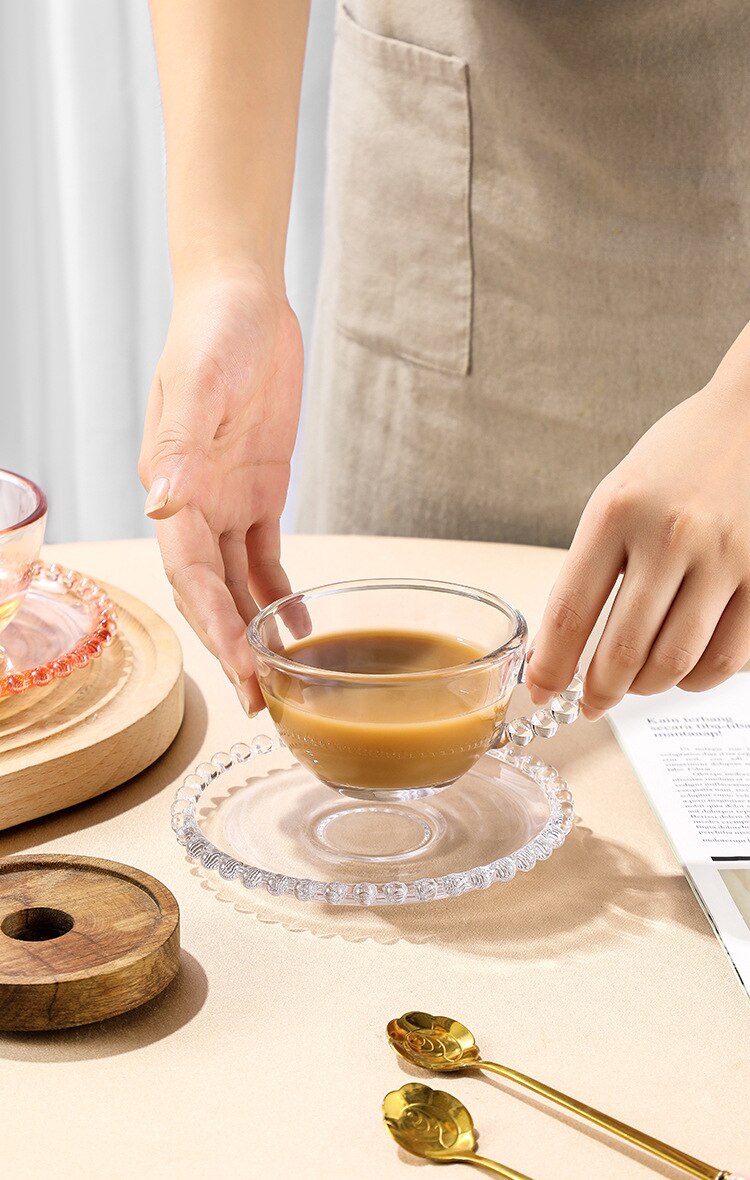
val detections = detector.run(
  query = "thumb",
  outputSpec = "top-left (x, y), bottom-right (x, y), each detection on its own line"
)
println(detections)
top-left (143, 388), bottom-right (218, 520)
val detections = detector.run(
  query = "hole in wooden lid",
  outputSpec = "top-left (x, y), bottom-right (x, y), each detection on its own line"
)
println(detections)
top-left (1, 907), bottom-right (75, 941)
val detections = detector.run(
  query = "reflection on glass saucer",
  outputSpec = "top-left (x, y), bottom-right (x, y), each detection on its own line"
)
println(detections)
top-left (171, 736), bottom-right (574, 907)
top-left (0, 562), bottom-right (117, 699)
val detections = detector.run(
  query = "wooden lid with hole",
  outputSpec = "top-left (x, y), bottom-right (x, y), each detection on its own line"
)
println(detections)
top-left (0, 854), bottom-right (180, 1031)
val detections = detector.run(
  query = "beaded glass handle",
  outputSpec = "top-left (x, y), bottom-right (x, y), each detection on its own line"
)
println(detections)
top-left (499, 665), bottom-right (585, 747)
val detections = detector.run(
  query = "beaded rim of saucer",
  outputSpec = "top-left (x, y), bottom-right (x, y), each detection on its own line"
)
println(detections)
top-left (170, 736), bottom-right (575, 907)
top-left (0, 561), bottom-right (118, 699)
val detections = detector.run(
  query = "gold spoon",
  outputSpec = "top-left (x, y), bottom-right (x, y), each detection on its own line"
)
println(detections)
top-left (383, 1082), bottom-right (535, 1178)
top-left (387, 1012), bottom-right (746, 1180)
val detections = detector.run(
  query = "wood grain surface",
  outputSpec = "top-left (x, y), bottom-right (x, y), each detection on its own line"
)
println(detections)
top-left (0, 853), bottom-right (180, 1030)
top-left (0, 582), bottom-right (184, 830)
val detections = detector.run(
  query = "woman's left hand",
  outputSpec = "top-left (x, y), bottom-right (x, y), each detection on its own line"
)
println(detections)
top-left (526, 351), bottom-right (750, 719)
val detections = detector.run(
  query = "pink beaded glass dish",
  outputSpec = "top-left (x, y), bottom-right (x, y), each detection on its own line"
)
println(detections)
top-left (0, 562), bottom-right (118, 698)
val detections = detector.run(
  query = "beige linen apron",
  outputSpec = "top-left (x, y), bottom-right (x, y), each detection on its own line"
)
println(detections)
top-left (297, 1), bottom-right (750, 547)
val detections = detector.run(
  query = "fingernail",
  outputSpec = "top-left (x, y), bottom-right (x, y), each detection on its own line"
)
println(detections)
top-left (238, 693), bottom-right (260, 718)
top-left (583, 706), bottom-right (605, 722)
top-left (529, 684), bottom-right (553, 706)
top-left (144, 476), bottom-right (170, 517)
top-left (237, 687), bottom-right (262, 718)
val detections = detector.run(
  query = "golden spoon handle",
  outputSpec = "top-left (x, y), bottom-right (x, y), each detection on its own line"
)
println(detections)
top-left (476, 1060), bottom-right (723, 1180)
top-left (446, 1152), bottom-right (536, 1179)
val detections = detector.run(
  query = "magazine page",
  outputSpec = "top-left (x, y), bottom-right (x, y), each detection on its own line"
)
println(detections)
top-left (609, 673), bottom-right (750, 996)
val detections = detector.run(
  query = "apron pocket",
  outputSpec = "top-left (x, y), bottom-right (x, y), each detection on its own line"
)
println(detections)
top-left (328, 7), bottom-right (473, 376)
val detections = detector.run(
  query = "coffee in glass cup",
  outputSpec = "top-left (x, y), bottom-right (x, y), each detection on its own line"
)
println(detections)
top-left (248, 580), bottom-right (534, 801)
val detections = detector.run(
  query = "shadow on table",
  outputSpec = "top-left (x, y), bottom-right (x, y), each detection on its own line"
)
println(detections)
top-left (391, 1053), bottom-right (700, 1180)
top-left (0, 674), bottom-right (208, 855)
top-left (0, 949), bottom-right (208, 1062)
top-left (391, 1052), bottom-right (698, 1180)
top-left (375, 822), bottom-right (712, 958)
top-left (396, 1145), bottom-right (429, 1169)
top-left (468, 1068), bottom-right (694, 1180)
top-left (197, 816), bottom-right (710, 958)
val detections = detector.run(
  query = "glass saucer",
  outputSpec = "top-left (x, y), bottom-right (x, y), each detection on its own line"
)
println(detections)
top-left (0, 562), bottom-right (118, 698)
top-left (171, 736), bottom-right (574, 907)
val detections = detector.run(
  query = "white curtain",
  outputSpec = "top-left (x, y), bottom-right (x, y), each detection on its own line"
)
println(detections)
top-left (0, 0), bottom-right (334, 543)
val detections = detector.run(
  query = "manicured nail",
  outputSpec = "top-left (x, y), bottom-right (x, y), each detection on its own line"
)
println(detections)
top-left (238, 693), bottom-right (260, 718)
top-left (528, 684), bottom-right (553, 706)
top-left (583, 706), bottom-right (605, 722)
top-left (144, 476), bottom-right (170, 517)
top-left (237, 687), bottom-right (261, 718)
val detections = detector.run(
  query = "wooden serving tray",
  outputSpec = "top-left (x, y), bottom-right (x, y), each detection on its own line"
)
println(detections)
top-left (0, 854), bottom-right (180, 1030)
top-left (0, 583), bottom-right (184, 830)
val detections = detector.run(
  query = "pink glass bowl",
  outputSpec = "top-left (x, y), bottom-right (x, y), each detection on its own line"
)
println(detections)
top-left (0, 469), bottom-right (47, 635)
top-left (0, 562), bottom-right (118, 698)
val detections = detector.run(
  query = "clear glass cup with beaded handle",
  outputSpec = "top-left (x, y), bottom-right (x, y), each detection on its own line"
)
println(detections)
top-left (242, 579), bottom-right (583, 865)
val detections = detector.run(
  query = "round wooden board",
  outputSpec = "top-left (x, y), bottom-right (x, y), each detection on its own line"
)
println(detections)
top-left (0, 582), bottom-right (184, 831)
top-left (0, 854), bottom-right (180, 1030)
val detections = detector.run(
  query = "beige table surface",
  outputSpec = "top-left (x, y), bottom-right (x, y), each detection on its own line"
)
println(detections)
top-left (1, 536), bottom-right (748, 1180)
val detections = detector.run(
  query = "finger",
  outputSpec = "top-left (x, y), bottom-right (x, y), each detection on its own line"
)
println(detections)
top-left (219, 530), bottom-right (259, 625)
top-left (138, 372), bottom-right (164, 491)
top-left (629, 570), bottom-right (736, 697)
top-left (582, 560), bottom-right (685, 718)
top-left (246, 519), bottom-right (311, 638)
top-left (246, 519), bottom-right (292, 606)
top-left (222, 661), bottom-right (264, 716)
top-left (217, 533), bottom-right (266, 709)
top-left (144, 369), bottom-right (224, 520)
top-left (172, 557), bottom-right (264, 714)
top-left (527, 499), bottom-right (626, 705)
top-left (678, 584), bottom-right (750, 692)
top-left (184, 593), bottom-right (263, 712)
top-left (157, 509), bottom-right (255, 685)
top-left (172, 588), bottom-right (211, 649)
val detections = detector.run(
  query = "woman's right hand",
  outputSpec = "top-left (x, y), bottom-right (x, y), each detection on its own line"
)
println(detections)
top-left (138, 264), bottom-right (304, 714)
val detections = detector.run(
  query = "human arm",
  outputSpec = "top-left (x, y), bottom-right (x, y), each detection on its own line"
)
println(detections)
top-left (140, 0), bottom-right (310, 712)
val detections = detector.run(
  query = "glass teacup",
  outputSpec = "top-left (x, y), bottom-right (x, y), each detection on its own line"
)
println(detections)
top-left (0, 470), bottom-right (47, 635)
top-left (248, 579), bottom-right (582, 802)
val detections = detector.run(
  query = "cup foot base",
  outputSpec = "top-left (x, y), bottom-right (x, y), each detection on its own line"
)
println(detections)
top-left (309, 801), bottom-right (447, 863)
top-left (329, 779), bottom-right (455, 803)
